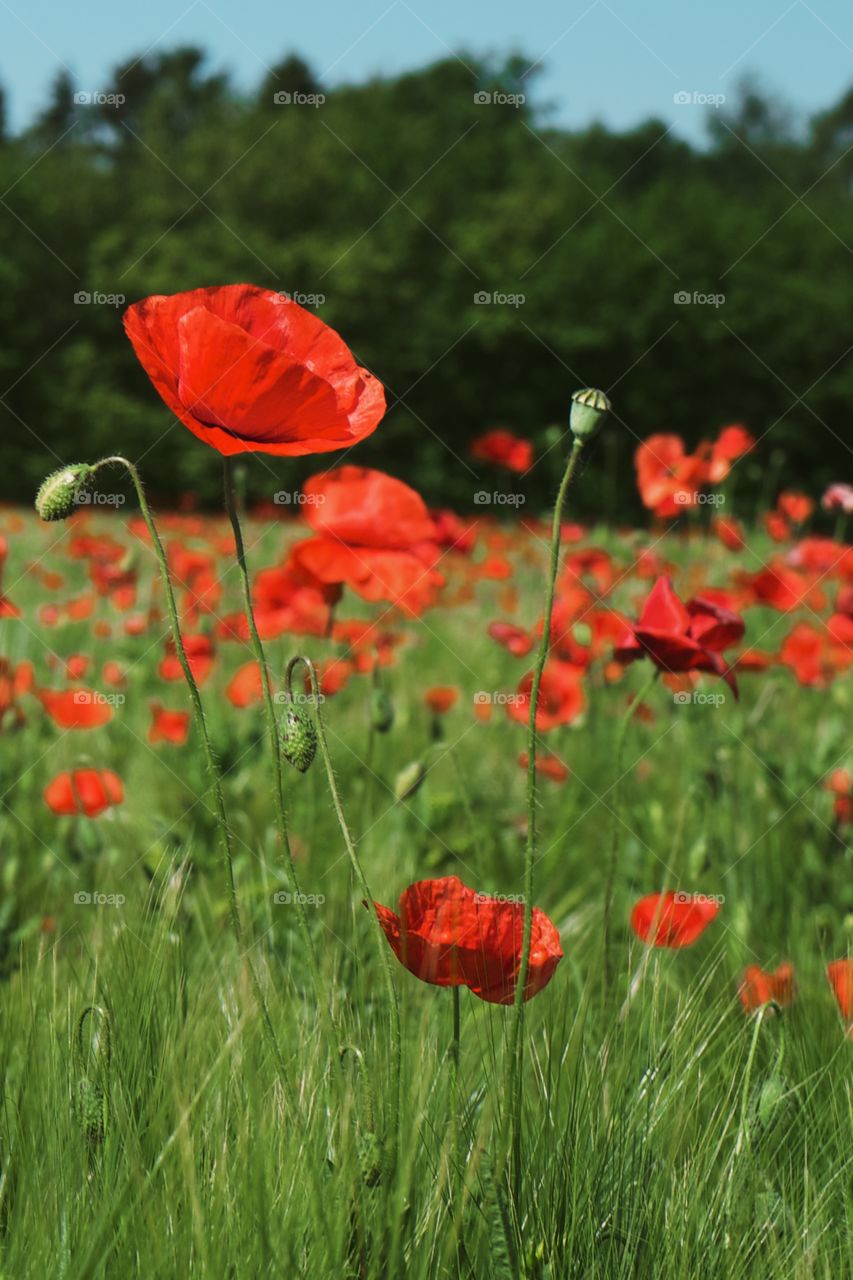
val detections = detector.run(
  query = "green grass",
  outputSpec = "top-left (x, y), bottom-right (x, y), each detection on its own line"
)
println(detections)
top-left (0, 507), bottom-right (851, 1278)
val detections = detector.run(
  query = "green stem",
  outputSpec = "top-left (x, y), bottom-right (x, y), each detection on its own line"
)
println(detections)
top-left (95, 456), bottom-right (288, 1086)
top-left (505, 436), bottom-right (585, 1183)
top-left (450, 985), bottom-right (461, 1182)
top-left (735, 1003), bottom-right (770, 1157)
top-left (221, 459), bottom-right (329, 1020)
top-left (285, 654), bottom-right (402, 1174)
top-left (602, 665), bottom-right (660, 991)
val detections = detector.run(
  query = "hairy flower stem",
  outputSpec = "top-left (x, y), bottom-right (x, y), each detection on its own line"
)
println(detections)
top-left (601, 665), bottom-right (660, 993)
top-left (504, 436), bottom-right (585, 1188)
top-left (94, 457), bottom-right (289, 1085)
top-left (285, 654), bottom-right (402, 1174)
top-left (221, 460), bottom-right (332, 1027)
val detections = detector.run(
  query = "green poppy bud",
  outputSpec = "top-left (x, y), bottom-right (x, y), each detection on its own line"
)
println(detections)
top-left (394, 759), bottom-right (426, 801)
top-left (371, 687), bottom-right (394, 734)
top-left (35, 465), bottom-right (95, 521)
top-left (280, 705), bottom-right (317, 773)
top-left (570, 388), bottom-right (611, 441)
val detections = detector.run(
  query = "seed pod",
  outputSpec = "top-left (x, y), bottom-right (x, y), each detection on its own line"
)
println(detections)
top-left (35, 465), bottom-right (95, 521)
top-left (569, 387), bottom-right (611, 441)
top-left (371, 687), bottom-right (394, 734)
top-left (280, 704), bottom-right (317, 773)
top-left (394, 759), bottom-right (426, 801)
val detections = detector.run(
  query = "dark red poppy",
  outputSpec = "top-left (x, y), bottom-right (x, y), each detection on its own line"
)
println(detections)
top-left (470, 429), bottom-right (533, 474)
top-left (371, 876), bottom-right (562, 1004)
top-left (615, 576), bottom-right (744, 693)
top-left (38, 688), bottom-right (114, 729)
top-left (826, 959), bottom-right (853, 1030)
top-left (44, 768), bottom-right (123, 818)
top-left (289, 467), bottom-right (444, 616)
top-left (738, 963), bottom-right (795, 1014)
top-left (124, 284), bottom-right (385, 456)
top-left (712, 516), bottom-right (746, 552)
top-left (630, 891), bottom-right (720, 948)
top-left (149, 702), bottom-right (191, 746)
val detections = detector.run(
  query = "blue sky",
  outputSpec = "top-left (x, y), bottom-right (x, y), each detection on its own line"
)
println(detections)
top-left (3, 0), bottom-right (853, 139)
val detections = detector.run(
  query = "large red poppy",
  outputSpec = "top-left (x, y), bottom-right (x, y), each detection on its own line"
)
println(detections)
top-left (124, 284), bottom-right (385, 456)
top-left (630, 891), bottom-right (720, 948)
top-left (615, 576), bottom-right (744, 693)
top-left (44, 768), bottom-right (123, 818)
top-left (371, 876), bottom-right (562, 1004)
top-left (288, 467), bottom-right (444, 616)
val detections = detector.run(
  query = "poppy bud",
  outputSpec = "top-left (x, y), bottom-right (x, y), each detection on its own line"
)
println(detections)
top-left (394, 759), bottom-right (426, 801)
top-left (569, 388), bottom-right (611, 441)
top-left (280, 705), bottom-right (317, 773)
top-left (371, 687), bottom-right (394, 734)
top-left (35, 465), bottom-right (95, 521)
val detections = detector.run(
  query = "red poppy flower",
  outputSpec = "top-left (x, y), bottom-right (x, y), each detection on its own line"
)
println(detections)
top-left (488, 621), bottom-right (534, 658)
top-left (630, 891), bottom-right (720, 948)
top-left (149, 702), bottom-right (191, 746)
top-left (38, 688), bottom-right (114, 729)
top-left (289, 467), bottom-right (444, 616)
top-left (634, 434), bottom-right (709, 517)
top-left (470, 429), bottom-right (534, 474)
top-left (124, 284), bottom-right (385, 456)
top-left (158, 634), bottom-right (215, 686)
top-left (371, 876), bottom-right (562, 1004)
top-left (44, 768), bottom-right (123, 818)
top-left (506, 660), bottom-right (586, 731)
top-left (0, 659), bottom-right (34, 731)
top-left (826, 959), bottom-right (853, 1029)
top-left (738, 963), bottom-right (795, 1014)
top-left (776, 491), bottom-right (813, 525)
top-left (712, 516), bottom-right (746, 552)
top-left (615, 576), bottom-right (744, 693)
top-left (226, 662), bottom-right (264, 708)
top-left (707, 424), bottom-right (755, 483)
top-left (424, 686), bottom-right (459, 715)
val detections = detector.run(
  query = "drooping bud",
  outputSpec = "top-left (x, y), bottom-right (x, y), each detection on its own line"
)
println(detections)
top-left (394, 759), bottom-right (426, 801)
top-left (280, 704), bottom-right (317, 773)
top-left (35, 464), bottom-right (95, 521)
top-left (371, 687), bottom-right (394, 734)
top-left (569, 388), bottom-right (611, 441)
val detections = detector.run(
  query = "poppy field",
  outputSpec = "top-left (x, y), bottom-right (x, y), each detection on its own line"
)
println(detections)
top-left (1, 286), bottom-right (852, 1278)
